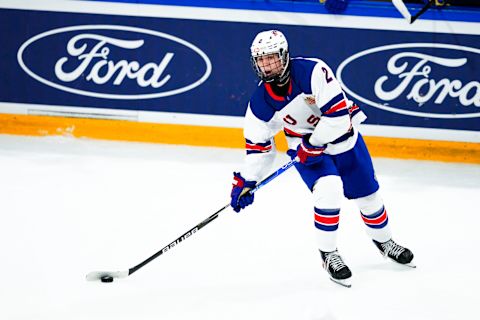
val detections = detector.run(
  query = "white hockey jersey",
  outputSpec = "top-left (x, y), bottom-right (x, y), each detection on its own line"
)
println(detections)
top-left (242, 57), bottom-right (366, 182)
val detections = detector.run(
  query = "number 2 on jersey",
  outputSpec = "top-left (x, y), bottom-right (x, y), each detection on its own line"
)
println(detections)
top-left (322, 67), bottom-right (333, 84)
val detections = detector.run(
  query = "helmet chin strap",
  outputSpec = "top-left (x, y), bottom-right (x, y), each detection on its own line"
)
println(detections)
top-left (270, 76), bottom-right (289, 87)
top-left (273, 72), bottom-right (290, 86)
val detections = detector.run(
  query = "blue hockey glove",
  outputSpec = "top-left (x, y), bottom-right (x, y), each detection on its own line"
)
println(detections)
top-left (324, 0), bottom-right (349, 14)
top-left (230, 172), bottom-right (257, 213)
top-left (296, 134), bottom-right (326, 166)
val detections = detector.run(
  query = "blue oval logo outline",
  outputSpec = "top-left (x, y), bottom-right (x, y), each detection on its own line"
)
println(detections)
top-left (337, 43), bottom-right (480, 119)
top-left (17, 25), bottom-right (212, 100)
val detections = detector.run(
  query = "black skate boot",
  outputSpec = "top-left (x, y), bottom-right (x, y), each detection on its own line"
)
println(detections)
top-left (373, 239), bottom-right (415, 267)
top-left (320, 250), bottom-right (352, 287)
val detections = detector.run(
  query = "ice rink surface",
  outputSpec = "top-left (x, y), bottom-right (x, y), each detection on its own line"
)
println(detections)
top-left (1, 134), bottom-right (479, 320)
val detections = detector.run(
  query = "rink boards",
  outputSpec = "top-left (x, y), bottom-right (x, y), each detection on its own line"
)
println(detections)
top-left (0, 0), bottom-right (479, 163)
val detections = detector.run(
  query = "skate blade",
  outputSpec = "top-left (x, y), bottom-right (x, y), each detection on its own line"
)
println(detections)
top-left (329, 277), bottom-right (352, 288)
top-left (386, 257), bottom-right (416, 268)
top-left (402, 262), bottom-right (416, 268)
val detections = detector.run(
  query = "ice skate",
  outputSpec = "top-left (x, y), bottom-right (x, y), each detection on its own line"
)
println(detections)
top-left (320, 250), bottom-right (352, 288)
top-left (373, 239), bottom-right (415, 268)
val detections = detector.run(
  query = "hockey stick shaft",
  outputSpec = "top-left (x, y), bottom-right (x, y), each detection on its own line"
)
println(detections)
top-left (127, 158), bottom-right (297, 276)
top-left (410, 0), bottom-right (433, 24)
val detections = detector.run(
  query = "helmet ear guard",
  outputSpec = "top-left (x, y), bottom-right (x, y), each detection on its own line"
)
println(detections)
top-left (250, 30), bottom-right (291, 84)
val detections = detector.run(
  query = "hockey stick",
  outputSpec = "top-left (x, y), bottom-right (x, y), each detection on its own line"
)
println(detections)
top-left (392, 0), bottom-right (412, 22)
top-left (410, 0), bottom-right (434, 24)
top-left (86, 158), bottom-right (297, 282)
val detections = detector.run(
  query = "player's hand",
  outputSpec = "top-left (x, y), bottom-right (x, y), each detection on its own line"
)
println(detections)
top-left (230, 172), bottom-right (256, 212)
top-left (296, 134), bottom-right (326, 166)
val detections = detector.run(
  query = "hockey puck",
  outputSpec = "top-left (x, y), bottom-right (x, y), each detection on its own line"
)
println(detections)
top-left (100, 275), bottom-right (114, 283)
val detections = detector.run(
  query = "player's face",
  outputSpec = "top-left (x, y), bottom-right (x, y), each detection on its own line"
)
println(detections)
top-left (255, 54), bottom-right (283, 78)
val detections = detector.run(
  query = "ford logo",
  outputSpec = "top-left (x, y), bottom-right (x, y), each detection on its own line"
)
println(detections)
top-left (337, 43), bottom-right (480, 119)
top-left (17, 25), bottom-right (212, 100)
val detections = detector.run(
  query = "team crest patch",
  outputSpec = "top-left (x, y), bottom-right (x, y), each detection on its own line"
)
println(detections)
top-left (304, 96), bottom-right (316, 105)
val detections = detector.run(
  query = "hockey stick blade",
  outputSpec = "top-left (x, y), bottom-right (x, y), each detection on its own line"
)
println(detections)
top-left (86, 270), bottom-right (129, 282)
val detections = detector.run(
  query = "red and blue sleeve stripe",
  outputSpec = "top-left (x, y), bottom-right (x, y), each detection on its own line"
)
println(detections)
top-left (320, 93), bottom-right (349, 118)
top-left (246, 139), bottom-right (273, 155)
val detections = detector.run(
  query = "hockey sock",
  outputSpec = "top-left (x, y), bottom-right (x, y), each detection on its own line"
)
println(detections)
top-left (354, 192), bottom-right (392, 243)
top-left (314, 207), bottom-right (340, 252)
top-left (360, 206), bottom-right (392, 243)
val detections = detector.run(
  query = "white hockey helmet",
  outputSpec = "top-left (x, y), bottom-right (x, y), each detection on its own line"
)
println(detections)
top-left (250, 30), bottom-right (290, 83)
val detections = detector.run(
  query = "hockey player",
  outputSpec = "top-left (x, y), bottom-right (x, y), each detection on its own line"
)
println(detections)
top-left (230, 30), bottom-right (414, 287)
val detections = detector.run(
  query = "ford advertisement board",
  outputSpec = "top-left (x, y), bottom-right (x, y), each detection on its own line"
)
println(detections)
top-left (17, 25), bottom-right (212, 100)
top-left (0, 7), bottom-right (479, 132)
